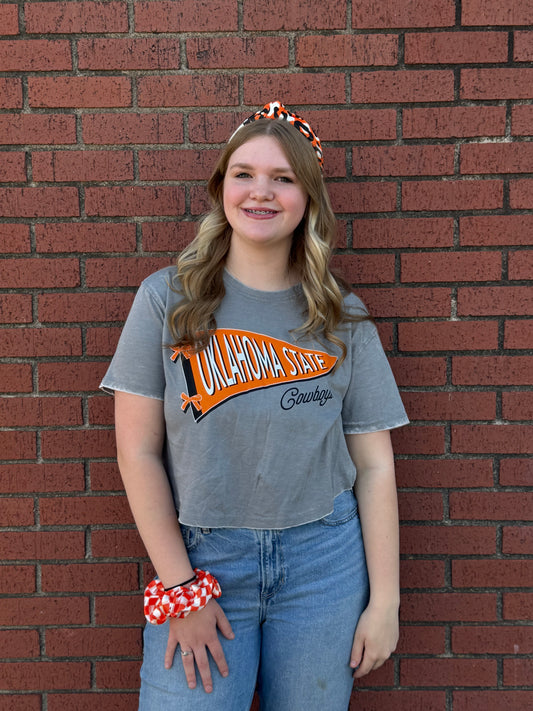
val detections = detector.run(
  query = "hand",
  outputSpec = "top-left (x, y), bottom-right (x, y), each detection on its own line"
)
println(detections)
top-left (350, 602), bottom-right (399, 679)
top-left (164, 599), bottom-right (235, 693)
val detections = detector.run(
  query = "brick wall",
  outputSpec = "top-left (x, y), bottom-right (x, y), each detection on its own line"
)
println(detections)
top-left (1, 1), bottom-right (532, 709)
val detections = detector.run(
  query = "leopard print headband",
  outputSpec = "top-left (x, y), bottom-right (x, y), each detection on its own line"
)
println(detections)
top-left (232, 101), bottom-right (324, 170)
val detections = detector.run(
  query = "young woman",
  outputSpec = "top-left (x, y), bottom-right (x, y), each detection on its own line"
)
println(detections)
top-left (101, 101), bottom-right (409, 711)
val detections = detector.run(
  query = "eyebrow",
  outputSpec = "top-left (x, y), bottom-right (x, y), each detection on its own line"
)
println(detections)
top-left (229, 162), bottom-right (294, 173)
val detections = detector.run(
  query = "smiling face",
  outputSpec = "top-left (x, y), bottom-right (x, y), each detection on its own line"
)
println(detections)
top-left (222, 135), bottom-right (309, 257)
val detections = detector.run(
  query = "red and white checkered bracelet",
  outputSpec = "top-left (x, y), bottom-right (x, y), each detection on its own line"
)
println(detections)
top-left (144, 568), bottom-right (221, 625)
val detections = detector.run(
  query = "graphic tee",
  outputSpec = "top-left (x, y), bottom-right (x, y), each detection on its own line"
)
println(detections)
top-left (101, 267), bottom-right (409, 529)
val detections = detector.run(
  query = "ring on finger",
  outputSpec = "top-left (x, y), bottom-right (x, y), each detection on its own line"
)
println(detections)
top-left (180, 648), bottom-right (193, 657)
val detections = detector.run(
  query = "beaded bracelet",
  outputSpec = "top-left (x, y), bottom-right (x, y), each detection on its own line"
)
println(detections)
top-left (144, 567), bottom-right (221, 625)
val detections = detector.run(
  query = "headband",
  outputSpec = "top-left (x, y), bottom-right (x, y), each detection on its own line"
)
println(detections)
top-left (232, 101), bottom-right (324, 170)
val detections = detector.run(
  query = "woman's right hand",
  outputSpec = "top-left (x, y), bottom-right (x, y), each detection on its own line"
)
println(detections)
top-left (164, 599), bottom-right (235, 693)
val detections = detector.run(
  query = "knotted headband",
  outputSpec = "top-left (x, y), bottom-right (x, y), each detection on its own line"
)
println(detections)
top-left (232, 101), bottom-right (324, 170)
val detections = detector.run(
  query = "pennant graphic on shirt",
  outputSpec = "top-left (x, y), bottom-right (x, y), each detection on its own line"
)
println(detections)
top-left (170, 328), bottom-right (337, 422)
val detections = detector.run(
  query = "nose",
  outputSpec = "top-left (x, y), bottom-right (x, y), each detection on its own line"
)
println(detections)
top-left (249, 177), bottom-right (274, 201)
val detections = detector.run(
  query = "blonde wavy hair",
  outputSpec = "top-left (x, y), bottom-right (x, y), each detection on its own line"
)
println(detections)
top-left (168, 118), bottom-right (361, 362)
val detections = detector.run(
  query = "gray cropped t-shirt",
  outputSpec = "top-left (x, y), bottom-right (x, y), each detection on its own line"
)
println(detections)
top-left (101, 267), bottom-right (409, 529)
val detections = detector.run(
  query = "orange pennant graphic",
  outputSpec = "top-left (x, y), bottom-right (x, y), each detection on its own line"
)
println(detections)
top-left (171, 328), bottom-right (337, 421)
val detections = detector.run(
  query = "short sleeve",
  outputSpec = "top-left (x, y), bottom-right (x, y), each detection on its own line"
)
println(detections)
top-left (100, 280), bottom-right (167, 400)
top-left (341, 322), bottom-right (409, 434)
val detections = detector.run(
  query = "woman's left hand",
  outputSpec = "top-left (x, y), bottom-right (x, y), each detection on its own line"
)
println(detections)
top-left (349, 602), bottom-right (399, 678)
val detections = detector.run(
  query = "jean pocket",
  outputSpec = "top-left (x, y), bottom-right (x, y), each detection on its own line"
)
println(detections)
top-left (179, 524), bottom-right (209, 552)
top-left (319, 489), bottom-right (358, 527)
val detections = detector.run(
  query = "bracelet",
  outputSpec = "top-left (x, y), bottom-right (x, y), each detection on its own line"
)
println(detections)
top-left (144, 567), bottom-right (221, 625)
top-left (164, 574), bottom-right (196, 591)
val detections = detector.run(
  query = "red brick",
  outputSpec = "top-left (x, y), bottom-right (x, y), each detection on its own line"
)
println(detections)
top-left (0, 364), bottom-right (33, 393)
top-left (0, 328), bottom-right (82, 358)
top-left (454, 690), bottom-right (533, 711)
top-left (0, 661), bottom-right (90, 691)
top-left (511, 178), bottom-right (533, 208)
top-left (26, 1), bottom-right (127, 33)
top-left (40, 495), bottom-right (132, 526)
top-left (28, 77), bottom-right (131, 109)
top-left (502, 526), bottom-right (533, 555)
top-left (90, 462), bottom-right (123, 491)
top-left (398, 489), bottom-right (444, 519)
top-left (39, 292), bottom-right (133, 323)
top-left (451, 491), bottom-right (533, 521)
top-left (85, 256), bottom-right (171, 287)
top-left (190, 184), bottom-right (209, 215)
top-left (454, 559), bottom-right (533, 587)
top-left (2, 499), bottom-right (34, 527)
top-left (88, 396), bottom-right (114, 425)
top-left (452, 425), bottom-right (533, 454)
top-left (402, 179), bottom-right (503, 211)
top-left (0, 187), bottom-right (79, 217)
top-left (92, 529), bottom-right (146, 558)
top-left (79, 38), bottom-right (180, 70)
top-left (403, 106), bottom-right (506, 139)
top-left (453, 355), bottom-right (533, 385)
top-left (401, 658), bottom-right (496, 687)
top-left (0, 294), bottom-right (32, 323)
top-left (0, 531), bottom-right (84, 561)
top-left (353, 659), bottom-right (394, 687)
top-left (138, 149), bottom-right (218, 181)
top-left (244, 73), bottom-right (345, 105)
top-left (188, 111), bottom-right (242, 143)
top-left (0, 566), bottom-right (35, 595)
top-left (0, 4), bottom-right (18, 34)
top-left (0, 595), bottom-right (89, 626)
top-left (402, 251), bottom-right (501, 282)
top-left (0, 258), bottom-right (79, 289)
top-left (305, 109), bottom-right (398, 142)
top-left (0, 463), bottom-right (85, 493)
top-left (83, 112), bottom-right (183, 145)
top-left (0, 224), bottom-right (30, 253)
top-left (36, 222), bottom-right (136, 253)
top-left (504, 658), bottom-right (533, 687)
top-left (354, 145), bottom-right (453, 177)
top-left (138, 75), bottom-right (237, 108)
top-left (406, 31), bottom-right (507, 64)
top-left (401, 526), bottom-right (495, 555)
top-left (453, 625), bottom-right (533, 654)
top-left (512, 105), bottom-right (533, 135)
top-left (86, 327), bottom-right (122, 356)
top-left (500, 458), bottom-right (533, 486)
top-left (32, 150), bottom-right (133, 182)
top-left (142, 221), bottom-right (196, 252)
top-left (0, 39), bottom-right (71, 71)
top-left (389, 356), bottom-right (447, 386)
top-left (244, 0), bottom-right (346, 30)
top-left (330, 254), bottom-right (395, 284)
top-left (0, 114), bottom-right (76, 146)
top-left (401, 392), bottom-right (496, 422)
top-left (41, 562), bottom-right (137, 593)
top-left (329, 182), bottom-right (396, 214)
top-left (134, 0), bottom-right (237, 32)
top-left (504, 592), bottom-right (533, 620)
top-left (462, 1), bottom-right (533, 25)
top-left (95, 594), bottom-right (142, 625)
top-left (41, 429), bottom-right (116, 459)
top-left (462, 68), bottom-right (533, 100)
top-left (188, 36), bottom-right (288, 69)
top-left (0, 432), bottom-right (36, 461)
top-left (515, 31), bottom-right (533, 61)
top-left (462, 142), bottom-right (533, 175)
top-left (458, 286), bottom-right (533, 316)
top-left (509, 250), bottom-right (533, 281)
top-left (0, 153), bottom-right (25, 182)
top-left (503, 392), bottom-right (533, 420)
top-left (0, 78), bottom-right (21, 108)
top-left (0, 630), bottom-right (39, 659)
top-left (47, 694), bottom-right (138, 711)
top-left (353, 217), bottom-right (453, 249)
top-left (96, 660), bottom-right (141, 689)
top-left (46, 627), bottom-right (141, 658)
top-left (401, 593), bottom-right (497, 622)
top-left (297, 34), bottom-right (397, 67)
top-left (354, 0), bottom-right (454, 27)
top-left (399, 320), bottom-right (498, 352)
top-left (356, 287), bottom-right (450, 317)
top-left (0, 397), bottom-right (82, 426)
top-left (38, 362), bottom-right (109, 393)
top-left (85, 186), bottom-right (185, 217)
top-left (396, 626), bottom-right (445, 655)
top-left (349, 691), bottom-right (446, 711)
top-left (352, 70), bottom-right (454, 104)
top-left (460, 214), bottom-right (533, 246)
top-left (395, 458), bottom-right (494, 488)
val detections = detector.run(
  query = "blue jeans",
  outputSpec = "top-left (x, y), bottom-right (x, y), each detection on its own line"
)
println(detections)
top-left (139, 489), bottom-right (369, 711)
